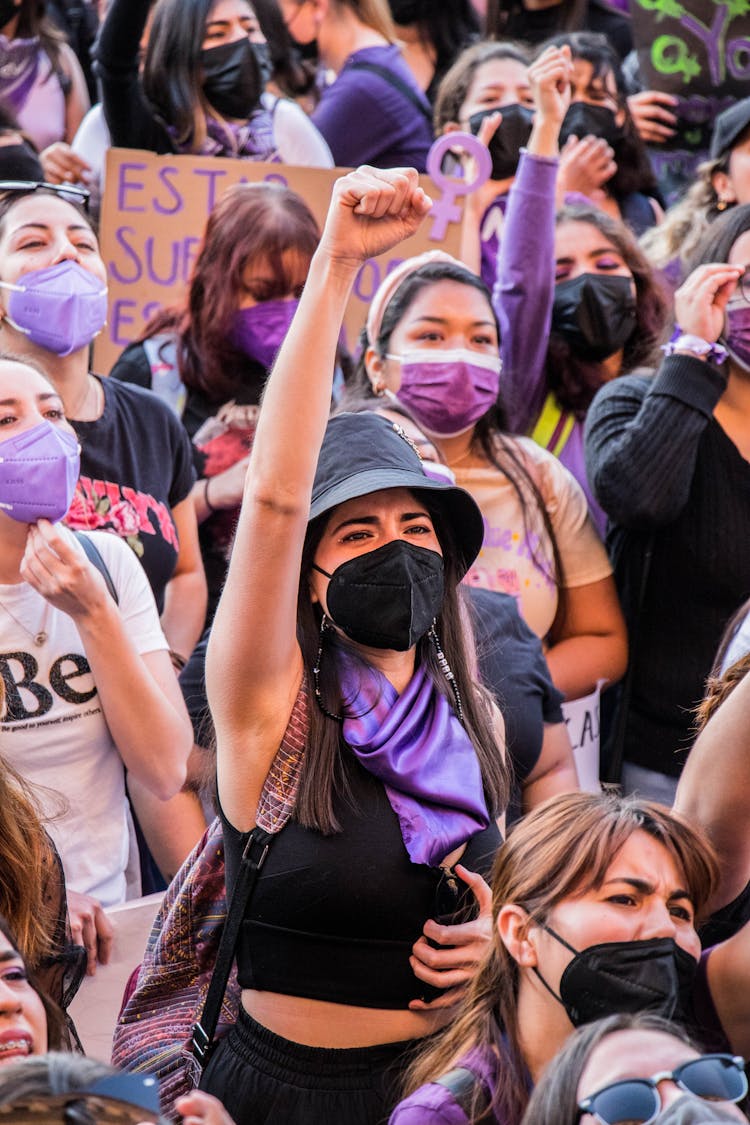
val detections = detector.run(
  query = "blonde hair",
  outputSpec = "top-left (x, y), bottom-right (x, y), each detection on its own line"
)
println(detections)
top-left (640, 158), bottom-right (730, 276)
top-left (292, 0), bottom-right (396, 40)
top-left (402, 792), bottom-right (719, 1124)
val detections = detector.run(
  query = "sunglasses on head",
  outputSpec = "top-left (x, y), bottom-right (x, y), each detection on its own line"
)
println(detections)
top-left (0, 180), bottom-right (91, 213)
top-left (577, 1053), bottom-right (748, 1125)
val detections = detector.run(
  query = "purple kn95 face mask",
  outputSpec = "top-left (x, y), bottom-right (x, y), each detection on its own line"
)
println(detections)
top-left (0, 420), bottom-right (80, 524)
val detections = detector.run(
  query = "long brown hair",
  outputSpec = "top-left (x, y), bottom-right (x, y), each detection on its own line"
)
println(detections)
top-left (138, 182), bottom-right (320, 402)
top-left (402, 792), bottom-right (719, 1125)
top-left (294, 501), bottom-right (510, 834)
top-left (0, 758), bottom-right (58, 969)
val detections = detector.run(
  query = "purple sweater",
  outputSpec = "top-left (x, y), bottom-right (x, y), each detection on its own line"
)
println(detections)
top-left (389, 1046), bottom-right (506, 1125)
top-left (388, 957), bottom-right (724, 1124)
top-left (311, 45), bottom-right (433, 172)
top-left (493, 151), bottom-right (606, 534)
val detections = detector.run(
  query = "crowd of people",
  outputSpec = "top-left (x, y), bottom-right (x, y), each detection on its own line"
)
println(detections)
top-left (1, 0), bottom-right (750, 1123)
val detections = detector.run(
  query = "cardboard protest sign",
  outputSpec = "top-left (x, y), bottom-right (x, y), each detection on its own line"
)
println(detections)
top-left (95, 145), bottom-right (479, 375)
top-left (561, 683), bottom-right (604, 793)
top-left (632, 0), bottom-right (745, 155)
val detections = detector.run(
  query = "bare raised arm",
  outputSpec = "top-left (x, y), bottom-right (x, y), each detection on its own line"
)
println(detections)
top-left (674, 669), bottom-right (750, 915)
top-left (207, 167), bottom-right (432, 829)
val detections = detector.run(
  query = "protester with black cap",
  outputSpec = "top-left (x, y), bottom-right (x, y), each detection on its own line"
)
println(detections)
top-left (642, 96), bottom-right (750, 288)
top-left (203, 166), bottom-right (508, 1125)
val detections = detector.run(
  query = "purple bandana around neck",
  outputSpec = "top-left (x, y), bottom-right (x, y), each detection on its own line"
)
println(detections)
top-left (0, 34), bottom-right (41, 114)
top-left (173, 109), bottom-right (278, 160)
top-left (336, 648), bottom-right (490, 867)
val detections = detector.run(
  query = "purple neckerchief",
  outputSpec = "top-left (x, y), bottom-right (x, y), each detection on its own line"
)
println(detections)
top-left (337, 650), bottom-right (490, 867)
top-left (172, 110), bottom-right (278, 160)
top-left (0, 34), bottom-right (41, 114)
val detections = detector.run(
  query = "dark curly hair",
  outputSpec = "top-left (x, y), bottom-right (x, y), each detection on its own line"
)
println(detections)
top-left (548, 204), bottom-right (668, 416)
top-left (541, 31), bottom-right (659, 199)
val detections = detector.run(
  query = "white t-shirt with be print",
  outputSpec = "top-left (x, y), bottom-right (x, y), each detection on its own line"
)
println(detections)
top-left (0, 529), bottom-right (167, 906)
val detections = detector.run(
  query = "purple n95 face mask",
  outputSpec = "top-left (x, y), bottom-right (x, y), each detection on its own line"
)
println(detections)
top-left (230, 297), bottom-right (300, 369)
top-left (725, 304), bottom-right (750, 372)
top-left (0, 420), bottom-right (80, 524)
top-left (389, 348), bottom-right (502, 437)
top-left (0, 260), bottom-right (108, 356)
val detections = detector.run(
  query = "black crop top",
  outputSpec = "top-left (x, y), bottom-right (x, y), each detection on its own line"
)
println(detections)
top-left (221, 749), bottom-right (502, 1009)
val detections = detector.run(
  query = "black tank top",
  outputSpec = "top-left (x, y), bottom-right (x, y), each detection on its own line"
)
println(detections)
top-left (222, 749), bottom-right (502, 1009)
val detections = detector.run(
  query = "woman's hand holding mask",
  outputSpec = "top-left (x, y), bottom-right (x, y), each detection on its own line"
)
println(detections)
top-left (675, 263), bottom-right (743, 347)
top-left (20, 520), bottom-right (111, 621)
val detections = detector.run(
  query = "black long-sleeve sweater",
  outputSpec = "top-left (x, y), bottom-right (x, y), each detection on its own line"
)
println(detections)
top-left (95, 0), bottom-right (175, 154)
top-left (585, 355), bottom-right (750, 776)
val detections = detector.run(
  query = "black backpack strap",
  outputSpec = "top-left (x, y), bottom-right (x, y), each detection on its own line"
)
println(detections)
top-left (435, 1067), bottom-right (491, 1119)
top-left (346, 60), bottom-right (432, 124)
top-left (74, 531), bottom-right (119, 605)
top-left (191, 827), bottom-right (274, 1073)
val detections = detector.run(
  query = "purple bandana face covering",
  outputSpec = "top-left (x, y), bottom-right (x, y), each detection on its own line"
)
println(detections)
top-left (0, 261), bottom-right (108, 357)
top-left (388, 348), bottom-right (502, 437)
top-left (334, 646), bottom-right (490, 866)
top-left (230, 297), bottom-right (300, 369)
top-left (725, 304), bottom-right (750, 371)
top-left (0, 420), bottom-right (80, 524)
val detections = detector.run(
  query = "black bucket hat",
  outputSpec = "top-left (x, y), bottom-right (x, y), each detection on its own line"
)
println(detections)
top-left (310, 413), bottom-right (485, 577)
top-left (710, 97), bottom-right (750, 160)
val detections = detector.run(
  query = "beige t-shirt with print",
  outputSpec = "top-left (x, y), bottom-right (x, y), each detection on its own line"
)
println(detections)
top-left (456, 437), bottom-right (612, 639)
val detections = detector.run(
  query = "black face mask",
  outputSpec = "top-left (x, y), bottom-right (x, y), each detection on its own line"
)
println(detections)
top-left (200, 38), bottom-right (264, 120)
top-left (559, 101), bottom-right (623, 148)
top-left (468, 104), bottom-right (535, 181)
top-left (534, 924), bottom-right (698, 1028)
top-left (551, 272), bottom-right (637, 361)
top-left (313, 539), bottom-right (444, 651)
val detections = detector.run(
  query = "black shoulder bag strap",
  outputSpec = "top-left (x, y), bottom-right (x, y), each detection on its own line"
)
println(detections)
top-left (73, 531), bottom-right (119, 605)
top-left (435, 1067), bottom-right (491, 1120)
top-left (346, 60), bottom-right (432, 124)
top-left (190, 826), bottom-right (274, 1076)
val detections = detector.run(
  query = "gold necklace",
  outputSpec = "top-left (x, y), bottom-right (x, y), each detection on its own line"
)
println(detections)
top-left (0, 594), bottom-right (50, 646)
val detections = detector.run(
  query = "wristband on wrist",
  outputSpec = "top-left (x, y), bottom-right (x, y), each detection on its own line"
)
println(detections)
top-left (661, 328), bottom-right (728, 364)
top-left (204, 477), bottom-right (217, 513)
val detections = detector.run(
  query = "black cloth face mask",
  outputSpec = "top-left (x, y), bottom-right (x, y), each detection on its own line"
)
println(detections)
top-left (559, 101), bottom-right (624, 148)
top-left (468, 104), bottom-right (535, 181)
top-left (313, 539), bottom-right (444, 651)
top-left (551, 272), bottom-right (637, 361)
top-left (533, 923), bottom-right (698, 1027)
top-left (201, 38), bottom-right (264, 120)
